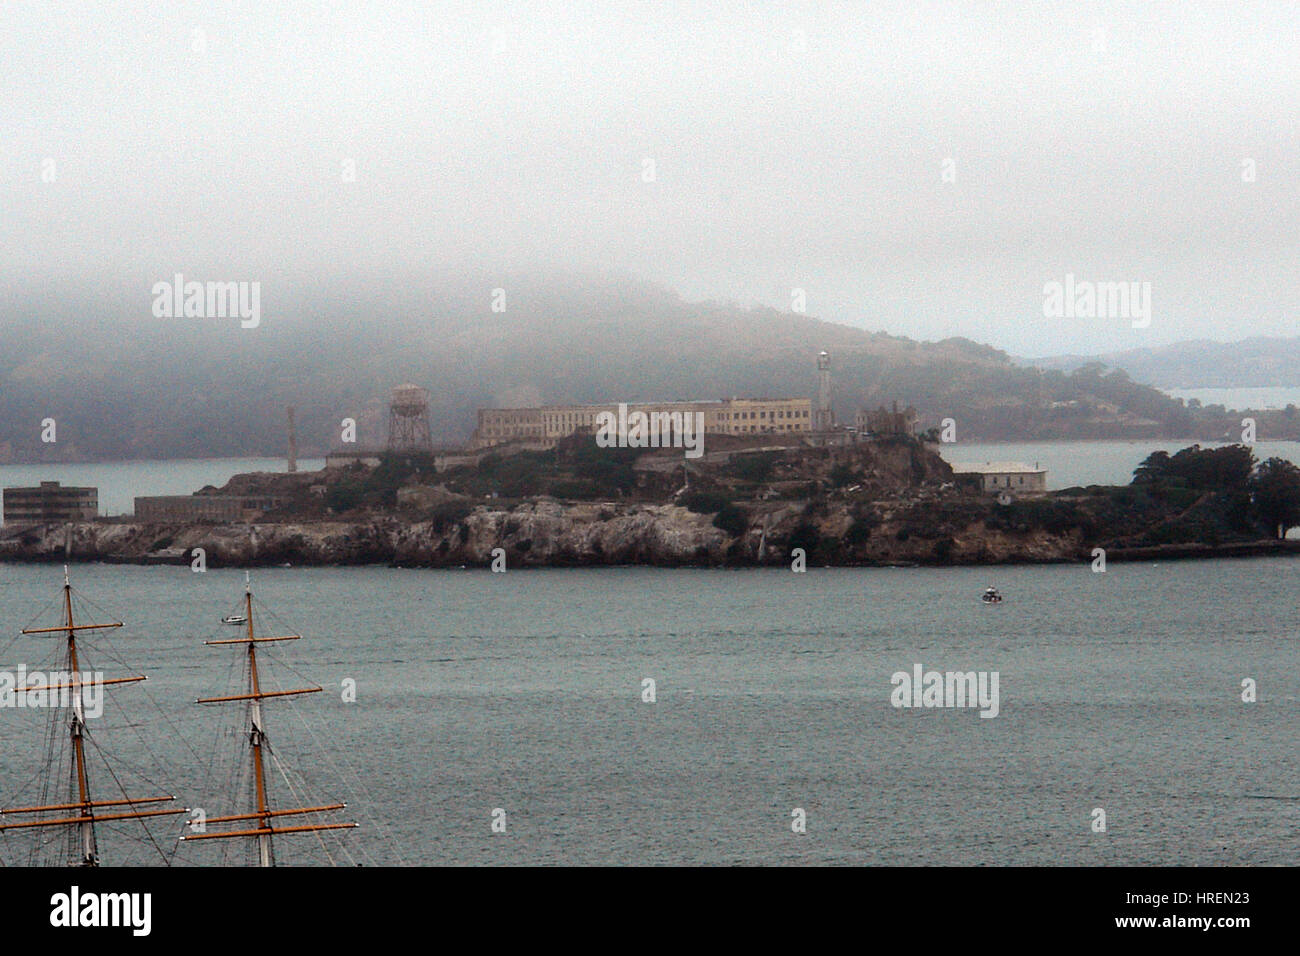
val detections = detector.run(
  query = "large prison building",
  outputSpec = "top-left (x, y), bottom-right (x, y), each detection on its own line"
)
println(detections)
top-left (467, 398), bottom-right (813, 450)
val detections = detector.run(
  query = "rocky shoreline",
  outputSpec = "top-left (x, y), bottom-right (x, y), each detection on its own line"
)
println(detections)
top-left (3, 497), bottom-right (1295, 569)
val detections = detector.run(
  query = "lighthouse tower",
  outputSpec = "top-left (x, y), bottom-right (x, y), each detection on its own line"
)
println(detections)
top-left (814, 351), bottom-right (833, 432)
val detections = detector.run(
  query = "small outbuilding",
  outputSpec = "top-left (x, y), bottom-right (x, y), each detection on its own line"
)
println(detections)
top-left (949, 461), bottom-right (1047, 496)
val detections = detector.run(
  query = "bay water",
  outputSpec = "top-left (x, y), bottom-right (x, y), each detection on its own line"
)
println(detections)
top-left (0, 559), bottom-right (1294, 866)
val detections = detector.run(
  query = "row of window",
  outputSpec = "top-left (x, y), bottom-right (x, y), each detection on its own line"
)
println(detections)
top-left (483, 407), bottom-right (812, 425)
top-left (480, 420), bottom-right (811, 440)
top-left (719, 409), bottom-right (809, 421)
top-left (482, 426), bottom-right (543, 436)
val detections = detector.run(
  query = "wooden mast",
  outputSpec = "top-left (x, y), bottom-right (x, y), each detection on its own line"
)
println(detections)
top-left (0, 567), bottom-right (185, 866)
top-left (184, 572), bottom-right (355, 864)
top-left (240, 581), bottom-right (274, 866)
top-left (63, 569), bottom-right (97, 865)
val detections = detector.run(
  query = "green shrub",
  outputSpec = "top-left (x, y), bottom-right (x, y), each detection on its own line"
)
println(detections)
top-left (326, 482), bottom-right (365, 513)
top-left (680, 491), bottom-right (729, 514)
top-left (986, 498), bottom-right (1086, 536)
top-left (567, 442), bottom-right (640, 494)
top-left (778, 482), bottom-right (818, 499)
top-left (829, 463), bottom-right (858, 487)
top-left (789, 519), bottom-right (822, 553)
top-left (845, 516), bottom-right (875, 545)
top-left (712, 503), bottom-right (749, 536)
top-left (549, 479), bottom-right (602, 500)
top-left (727, 452), bottom-right (778, 482)
top-left (429, 500), bottom-right (473, 533)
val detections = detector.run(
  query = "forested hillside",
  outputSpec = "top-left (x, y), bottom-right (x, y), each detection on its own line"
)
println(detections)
top-left (1, 274), bottom-right (1280, 463)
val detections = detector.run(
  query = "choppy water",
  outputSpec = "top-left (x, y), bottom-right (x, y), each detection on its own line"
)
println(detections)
top-left (0, 561), bottom-right (1295, 866)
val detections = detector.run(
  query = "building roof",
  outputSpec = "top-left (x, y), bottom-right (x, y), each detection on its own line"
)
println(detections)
top-left (4, 482), bottom-right (97, 493)
top-left (949, 461), bottom-right (1046, 475)
top-left (480, 398), bottom-right (810, 413)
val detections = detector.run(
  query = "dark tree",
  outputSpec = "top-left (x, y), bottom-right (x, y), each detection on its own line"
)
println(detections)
top-left (1249, 458), bottom-right (1300, 539)
top-left (829, 462), bottom-right (858, 487)
top-left (727, 452), bottom-right (778, 482)
top-left (1132, 450), bottom-right (1173, 484)
top-left (712, 503), bottom-right (749, 536)
top-left (1133, 444), bottom-right (1254, 490)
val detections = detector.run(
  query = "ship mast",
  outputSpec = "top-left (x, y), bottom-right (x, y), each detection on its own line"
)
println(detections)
top-left (0, 567), bottom-right (186, 865)
top-left (184, 572), bottom-right (355, 865)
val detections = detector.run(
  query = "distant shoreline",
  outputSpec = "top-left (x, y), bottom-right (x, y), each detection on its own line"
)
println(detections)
top-left (0, 455), bottom-right (327, 468)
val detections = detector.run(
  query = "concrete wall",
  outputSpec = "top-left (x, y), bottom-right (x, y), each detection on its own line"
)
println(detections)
top-left (134, 495), bottom-right (282, 522)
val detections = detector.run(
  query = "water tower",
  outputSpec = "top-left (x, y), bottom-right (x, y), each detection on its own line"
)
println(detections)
top-left (387, 384), bottom-right (433, 451)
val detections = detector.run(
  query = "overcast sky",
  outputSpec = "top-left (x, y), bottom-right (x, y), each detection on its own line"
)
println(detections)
top-left (3, 1), bottom-right (1296, 356)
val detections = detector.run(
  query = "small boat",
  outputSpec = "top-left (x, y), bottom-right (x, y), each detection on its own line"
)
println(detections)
top-left (221, 614), bottom-right (248, 625)
top-left (981, 587), bottom-right (1003, 605)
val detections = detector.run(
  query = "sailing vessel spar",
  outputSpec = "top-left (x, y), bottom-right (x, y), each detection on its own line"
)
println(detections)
top-left (181, 573), bottom-right (355, 865)
top-left (0, 568), bottom-right (186, 866)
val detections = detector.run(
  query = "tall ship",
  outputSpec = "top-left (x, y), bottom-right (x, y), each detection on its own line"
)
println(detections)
top-left (0, 568), bottom-right (187, 866)
top-left (181, 573), bottom-right (356, 865)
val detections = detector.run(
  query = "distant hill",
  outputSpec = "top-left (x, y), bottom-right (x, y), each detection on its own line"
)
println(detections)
top-left (1, 273), bottom-right (1287, 463)
top-left (1025, 337), bottom-right (1300, 388)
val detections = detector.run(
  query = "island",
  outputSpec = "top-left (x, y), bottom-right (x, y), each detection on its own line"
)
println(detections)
top-left (3, 436), bottom-right (1298, 569)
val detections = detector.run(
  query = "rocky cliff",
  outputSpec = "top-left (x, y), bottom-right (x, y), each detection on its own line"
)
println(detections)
top-left (0, 495), bottom-right (1088, 568)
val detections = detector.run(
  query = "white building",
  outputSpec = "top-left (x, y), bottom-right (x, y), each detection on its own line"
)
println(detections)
top-left (949, 461), bottom-right (1048, 495)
